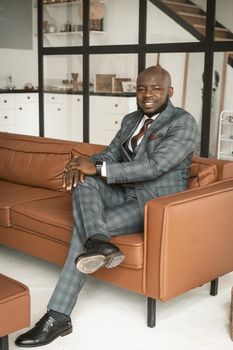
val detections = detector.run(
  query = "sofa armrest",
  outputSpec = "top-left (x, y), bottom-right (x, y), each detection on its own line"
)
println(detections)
top-left (143, 179), bottom-right (233, 302)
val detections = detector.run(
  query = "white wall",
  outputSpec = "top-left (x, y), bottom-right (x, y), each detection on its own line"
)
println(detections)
top-left (0, 1), bottom-right (38, 90)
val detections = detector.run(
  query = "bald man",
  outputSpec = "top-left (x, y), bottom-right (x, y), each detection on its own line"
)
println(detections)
top-left (16, 66), bottom-right (198, 347)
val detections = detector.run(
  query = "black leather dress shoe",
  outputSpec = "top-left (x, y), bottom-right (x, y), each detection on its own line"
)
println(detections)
top-left (75, 237), bottom-right (125, 274)
top-left (15, 312), bottom-right (72, 347)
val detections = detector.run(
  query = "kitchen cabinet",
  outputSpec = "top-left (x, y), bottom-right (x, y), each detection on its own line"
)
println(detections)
top-left (44, 93), bottom-right (83, 141)
top-left (66, 94), bottom-right (83, 141)
top-left (89, 95), bottom-right (137, 145)
top-left (0, 93), bottom-right (39, 136)
top-left (44, 93), bottom-right (67, 139)
top-left (217, 110), bottom-right (233, 160)
top-left (15, 93), bottom-right (39, 136)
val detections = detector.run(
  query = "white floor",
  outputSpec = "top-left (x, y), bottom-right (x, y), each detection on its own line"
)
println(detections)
top-left (1, 245), bottom-right (233, 350)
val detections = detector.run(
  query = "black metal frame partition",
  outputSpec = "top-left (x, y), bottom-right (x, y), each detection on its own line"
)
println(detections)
top-left (37, 0), bottom-right (233, 156)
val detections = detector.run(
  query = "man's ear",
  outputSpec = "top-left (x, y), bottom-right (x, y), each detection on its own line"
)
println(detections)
top-left (168, 87), bottom-right (174, 97)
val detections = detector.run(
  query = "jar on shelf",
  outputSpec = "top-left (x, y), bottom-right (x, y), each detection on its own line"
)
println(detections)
top-left (73, 24), bottom-right (79, 32)
top-left (65, 21), bottom-right (72, 32)
top-left (47, 23), bottom-right (57, 33)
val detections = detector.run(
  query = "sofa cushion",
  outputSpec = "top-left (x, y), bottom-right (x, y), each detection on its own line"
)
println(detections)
top-left (0, 137), bottom-right (71, 191)
top-left (11, 195), bottom-right (143, 270)
top-left (0, 180), bottom-right (66, 227)
top-left (11, 194), bottom-right (73, 244)
top-left (189, 159), bottom-right (218, 188)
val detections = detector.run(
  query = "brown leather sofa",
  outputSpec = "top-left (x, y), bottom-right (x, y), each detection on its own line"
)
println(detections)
top-left (1, 131), bottom-right (233, 328)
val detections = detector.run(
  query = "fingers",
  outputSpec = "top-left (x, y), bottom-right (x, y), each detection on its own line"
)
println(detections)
top-left (73, 170), bottom-right (79, 189)
top-left (62, 168), bottom-right (86, 190)
top-left (67, 169), bottom-right (77, 191)
top-left (63, 168), bottom-right (76, 191)
top-left (62, 170), bottom-right (67, 189)
top-left (80, 173), bottom-right (86, 184)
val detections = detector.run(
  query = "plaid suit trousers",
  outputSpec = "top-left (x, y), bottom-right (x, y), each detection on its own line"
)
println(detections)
top-left (47, 176), bottom-right (143, 315)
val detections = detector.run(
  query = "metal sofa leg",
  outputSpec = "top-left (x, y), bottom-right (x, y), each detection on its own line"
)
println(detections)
top-left (210, 278), bottom-right (219, 296)
top-left (147, 297), bottom-right (156, 328)
top-left (0, 335), bottom-right (9, 350)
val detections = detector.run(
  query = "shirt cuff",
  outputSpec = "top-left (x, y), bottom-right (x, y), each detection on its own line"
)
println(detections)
top-left (101, 161), bottom-right (107, 177)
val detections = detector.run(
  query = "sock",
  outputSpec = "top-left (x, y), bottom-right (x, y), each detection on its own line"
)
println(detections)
top-left (48, 309), bottom-right (69, 321)
top-left (91, 234), bottom-right (109, 241)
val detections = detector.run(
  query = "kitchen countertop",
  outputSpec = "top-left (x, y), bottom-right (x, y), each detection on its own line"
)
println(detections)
top-left (44, 90), bottom-right (136, 97)
top-left (0, 89), bottom-right (136, 97)
top-left (0, 89), bottom-right (38, 93)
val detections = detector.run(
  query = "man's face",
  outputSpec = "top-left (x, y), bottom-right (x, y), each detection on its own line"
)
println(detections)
top-left (136, 70), bottom-right (173, 116)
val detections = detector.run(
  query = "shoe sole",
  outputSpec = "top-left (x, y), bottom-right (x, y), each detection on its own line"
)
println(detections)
top-left (105, 252), bottom-right (125, 268)
top-left (15, 327), bottom-right (73, 348)
top-left (76, 252), bottom-right (125, 274)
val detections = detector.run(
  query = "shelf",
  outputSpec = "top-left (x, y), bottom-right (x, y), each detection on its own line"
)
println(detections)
top-left (221, 121), bottom-right (233, 125)
top-left (43, 0), bottom-right (104, 7)
top-left (220, 136), bottom-right (233, 141)
top-left (218, 152), bottom-right (233, 160)
top-left (44, 31), bottom-right (104, 37)
top-left (43, 1), bottom-right (81, 7)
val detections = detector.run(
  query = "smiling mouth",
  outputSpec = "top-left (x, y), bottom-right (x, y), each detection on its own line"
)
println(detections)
top-left (143, 100), bottom-right (155, 108)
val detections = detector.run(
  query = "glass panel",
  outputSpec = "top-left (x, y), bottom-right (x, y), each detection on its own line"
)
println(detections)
top-left (90, 53), bottom-right (138, 94)
top-left (89, 54), bottom-right (138, 145)
top-left (90, 0), bottom-right (139, 46)
top-left (42, 1), bottom-right (83, 47)
top-left (146, 52), bottom-right (205, 154)
top-left (43, 55), bottom-right (83, 141)
top-left (215, 0), bottom-right (233, 41)
top-left (211, 52), bottom-right (233, 160)
top-left (147, 0), bottom-right (207, 43)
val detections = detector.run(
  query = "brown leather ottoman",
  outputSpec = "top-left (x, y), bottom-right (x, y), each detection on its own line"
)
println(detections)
top-left (0, 274), bottom-right (30, 350)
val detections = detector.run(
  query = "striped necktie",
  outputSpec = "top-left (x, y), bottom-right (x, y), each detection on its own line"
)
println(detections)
top-left (131, 118), bottom-right (153, 151)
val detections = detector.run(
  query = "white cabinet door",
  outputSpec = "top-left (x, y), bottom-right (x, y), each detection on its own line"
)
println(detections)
top-left (89, 95), bottom-right (137, 145)
top-left (66, 95), bottom-right (83, 142)
top-left (44, 93), bottom-right (68, 140)
top-left (0, 94), bottom-right (15, 109)
top-left (15, 93), bottom-right (39, 136)
top-left (0, 94), bottom-right (16, 133)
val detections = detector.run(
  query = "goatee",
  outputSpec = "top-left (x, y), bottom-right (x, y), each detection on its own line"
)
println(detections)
top-left (138, 96), bottom-right (170, 118)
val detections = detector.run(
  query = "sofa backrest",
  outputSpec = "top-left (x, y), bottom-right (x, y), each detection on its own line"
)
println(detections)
top-left (189, 155), bottom-right (233, 189)
top-left (0, 132), bottom-right (104, 191)
top-left (0, 132), bottom-right (233, 191)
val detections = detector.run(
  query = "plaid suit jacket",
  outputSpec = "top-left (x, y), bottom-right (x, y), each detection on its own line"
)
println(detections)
top-left (92, 100), bottom-right (198, 214)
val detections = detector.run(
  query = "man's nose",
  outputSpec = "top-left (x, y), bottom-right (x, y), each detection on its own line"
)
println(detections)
top-left (143, 87), bottom-right (154, 96)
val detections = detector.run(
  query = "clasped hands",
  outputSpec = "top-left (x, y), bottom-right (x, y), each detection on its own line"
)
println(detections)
top-left (62, 156), bottom-right (96, 191)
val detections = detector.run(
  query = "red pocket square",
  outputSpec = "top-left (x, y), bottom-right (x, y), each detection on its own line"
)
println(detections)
top-left (148, 132), bottom-right (159, 141)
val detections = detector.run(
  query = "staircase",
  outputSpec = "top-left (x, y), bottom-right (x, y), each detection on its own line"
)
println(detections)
top-left (151, 0), bottom-right (233, 41)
